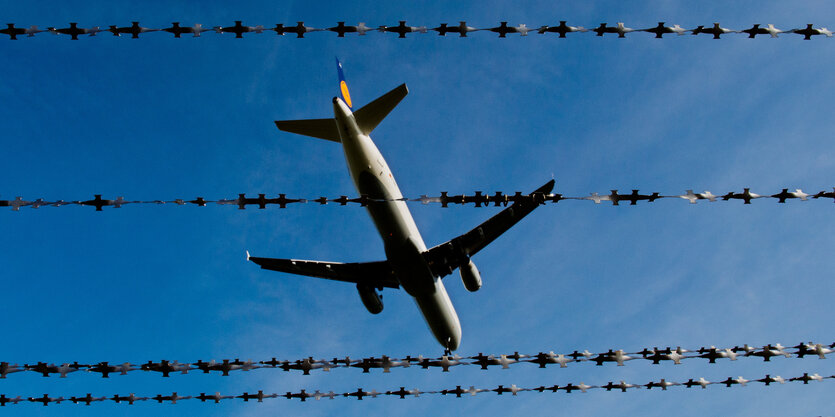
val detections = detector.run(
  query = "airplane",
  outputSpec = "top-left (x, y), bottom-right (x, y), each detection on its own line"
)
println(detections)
top-left (790, 24), bottom-right (833, 40)
top-left (488, 22), bottom-right (534, 37)
top-left (108, 22), bottom-right (157, 38)
top-left (0, 23), bottom-right (44, 39)
top-left (593, 22), bottom-right (634, 38)
top-left (152, 392), bottom-right (191, 404)
top-left (538, 21), bottom-right (587, 37)
top-left (691, 23), bottom-right (736, 39)
top-left (378, 21), bottom-right (428, 38)
top-left (0, 395), bottom-right (23, 406)
top-left (431, 21), bottom-right (479, 37)
top-left (272, 22), bottom-right (321, 38)
top-left (248, 59), bottom-right (553, 353)
top-left (526, 351), bottom-right (575, 368)
top-left (645, 378), bottom-right (680, 390)
top-left (69, 393), bottom-right (107, 405)
top-left (741, 24), bottom-right (784, 38)
top-left (0, 362), bottom-right (24, 378)
top-left (757, 374), bottom-right (786, 385)
top-left (679, 189), bottom-right (717, 204)
top-left (771, 188), bottom-right (809, 203)
top-left (87, 361), bottom-right (138, 378)
top-left (195, 392), bottom-right (235, 403)
top-left (162, 22), bottom-right (211, 38)
top-left (328, 22), bottom-right (373, 37)
top-left (237, 390), bottom-right (278, 402)
top-left (48, 23), bottom-right (104, 40)
top-left (640, 22), bottom-right (687, 38)
top-left (111, 393), bottom-right (147, 404)
top-left (216, 21), bottom-right (264, 38)
top-left (28, 394), bottom-right (64, 406)
top-left (385, 387), bottom-right (422, 398)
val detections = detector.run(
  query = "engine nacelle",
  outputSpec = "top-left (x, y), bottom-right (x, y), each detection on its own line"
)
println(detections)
top-left (356, 284), bottom-right (383, 314)
top-left (459, 259), bottom-right (482, 292)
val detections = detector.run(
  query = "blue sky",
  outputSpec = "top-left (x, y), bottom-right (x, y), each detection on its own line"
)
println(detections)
top-left (2, 1), bottom-right (834, 415)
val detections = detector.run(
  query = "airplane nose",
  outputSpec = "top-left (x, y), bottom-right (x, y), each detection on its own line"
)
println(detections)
top-left (332, 96), bottom-right (339, 104)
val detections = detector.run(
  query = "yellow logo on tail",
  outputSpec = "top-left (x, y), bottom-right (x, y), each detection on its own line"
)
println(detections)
top-left (340, 80), bottom-right (352, 108)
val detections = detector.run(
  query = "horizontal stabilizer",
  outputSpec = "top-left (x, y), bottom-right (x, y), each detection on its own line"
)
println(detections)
top-left (353, 83), bottom-right (408, 135)
top-left (248, 255), bottom-right (400, 289)
top-left (275, 118), bottom-right (341, 142)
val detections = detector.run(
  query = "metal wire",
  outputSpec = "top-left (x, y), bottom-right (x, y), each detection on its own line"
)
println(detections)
top-left (0, 370), bottom-right (831, 406)
top-left (1, 187), bottom-right (833, 211)
top-left (1, 21), bottom-right (834, 40)
top-left (2, 341), bottom-right (831, 379)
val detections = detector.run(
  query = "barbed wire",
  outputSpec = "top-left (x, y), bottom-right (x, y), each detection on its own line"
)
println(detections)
top-left (2, 187), bottom-right (833, 211)
top-left (2, 341), bottom-right (831, 379)
top-left (2, 21), bottom-right (834, 41)
top-left (0, 370), bottom-right (831, 406)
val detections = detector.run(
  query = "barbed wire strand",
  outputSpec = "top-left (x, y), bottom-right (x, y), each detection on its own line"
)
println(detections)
top-left (2, 187), bottom-right (833, 211)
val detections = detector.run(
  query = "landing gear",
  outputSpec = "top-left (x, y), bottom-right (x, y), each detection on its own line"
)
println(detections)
top-left (444, 338), bottom-right (452, 357)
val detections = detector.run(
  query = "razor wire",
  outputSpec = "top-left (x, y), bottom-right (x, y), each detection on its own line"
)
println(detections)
top-left (1, 187), bottom-right (833, 211)
top-left (2, 341), bottom-right (832, 379)
top-left (2, 21), bottom-right (835, 41)
top-left (0, 370), bottom-right (832, 406)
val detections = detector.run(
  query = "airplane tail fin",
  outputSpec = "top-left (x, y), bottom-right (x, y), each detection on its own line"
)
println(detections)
top-left (275, 59), bottom-right (408, 141)
top-left (336, 57), bottom-right (409, 135)
top-left (336, 57), bottom-right (353, 109)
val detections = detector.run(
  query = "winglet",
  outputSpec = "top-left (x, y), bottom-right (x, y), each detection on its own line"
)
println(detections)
top-left (246, 251), bottom-right (251, 261)
top-left (335, 57), bottom-right (353, 109)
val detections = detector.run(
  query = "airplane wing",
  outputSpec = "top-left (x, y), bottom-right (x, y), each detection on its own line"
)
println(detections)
top-left (247, 254), bottom-right (400, 289)
top-left (424, 179), bottom-right (555, 278)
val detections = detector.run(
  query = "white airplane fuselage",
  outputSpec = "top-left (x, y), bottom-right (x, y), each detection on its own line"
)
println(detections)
top-left (332, 97), bottom-right (462, 351)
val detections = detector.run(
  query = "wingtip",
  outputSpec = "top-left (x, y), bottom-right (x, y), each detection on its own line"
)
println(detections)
top-left (246, 250), bottom-right (251, 261)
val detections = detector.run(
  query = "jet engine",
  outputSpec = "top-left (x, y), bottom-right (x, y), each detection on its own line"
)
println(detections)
top-left (356, 284), bottom-right (383, 314)
top-left (459, 259), bottom-right (482, 292)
